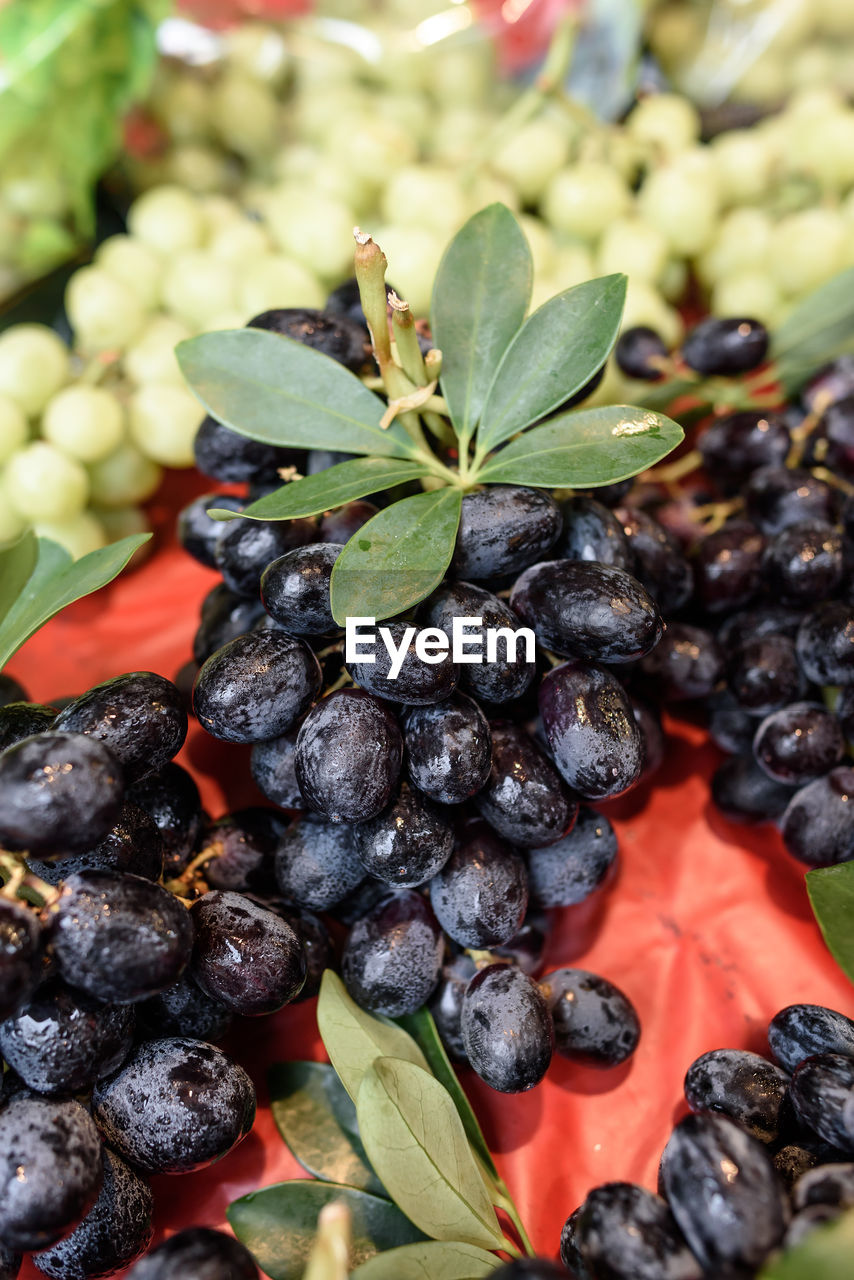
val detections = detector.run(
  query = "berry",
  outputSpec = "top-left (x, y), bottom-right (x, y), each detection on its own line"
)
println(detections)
top-left (260, 543), bottom-right (341, 636)
top-left (540, 969), bottom-right (640, 1066)
top-left (0, 901), bottom-right (43, 1021)
top-left (127, 1228), bottom-right (258, 1280)
top-left (55, 672), bottom-right (187, 784)
top-left (763, 521), bottom-right (844, 604)
top-left (190, 890), bottom-right (306, 1015)
top-left (790, 1054), bottom-right (854, 1154)
top-left (193, 585), bottom-right (266, 665)
top-left (452, 486), bottom-right (562, 581)
top-left (641, 624), bottom-right (725, 703)
top-left (429, 821), bottom-right (528, 948)
top-left (712, 754), bottom-right (797, 825)
top-left (250, 728), bottom-right (302, 809)
top-left (428, 954), bottom-right (477, 1063)
top-left (681, 316), bottom-right (769, 375)
top-left (200, 811), bottom-right (279, 895)
top-left (539, 662), bottom-right (643, 800)
top-left (683, 1048), bottom-right (789, 1143)
top-left (727, 634), bottom-right (802, 716)
top-left (796, 602), bottom-right (854, 685)
top-left (461, 963), bottom-right (554, 1094)
top-left (352, 784), bottom-right (454, 888)
top-left (475, 720), bottom-right (577, 847)
top-left (248, 307), bottom-right (370, 374)
top-left (694, 522), bottom-right (765, 613)
top-left (780, 768), bottom-right (854, 865)
top-left (138, 971), bottom-right (233, 1043)
top-left (194, 414), bottom-right (302, 485)
top-left (341, 890), bottom-right (443, 1018)
top-left (698, 411), bottom-right (791, 486)
top-left (274, 815), bottom-right (365, 911)
top-left (294, 688), bottom-right (402, 823)
top-left (527, 806), bottom-right (618, 908)
top-left (0, 703), bottom-right (56, 752)
top-left (177, 493), bottom-right (243, 568)
top-left (0, 675), bottom-right (28, 709)
top-left (127, 763), bottom-right (203, 877)
top-left (555, 496), bottom-right (634, 570)
top-left (792, 1163), bottom-right (854, 1211)
top-left (769, 1004), bottom-right (854, 1073)
top-left (420, 582), bottom-right (535, 705)
top-left (753, 702), bottom-right (845, 785)
top-left (572, 1183), bottom-right (702, 1280)
top-left (266, 903), bottom-right (333, 1001)
top-left (347, 620), bottom-right (458, 706)
top-left (745, 465), bottom-right (836, 535)
top-left (214, 515), bottom-right (315, 598)
top-left (194, 631), bottom-right (322, 744)
top-left (28, 802), bottom-right (164, 886)
top-left (319, 500), bottom-right (378, 542)
top-left (615, 507), bottom-right (694, 614)
top-left (707, 690), bottom-right (760, 755)
top-left (615, 325), bottom-right (669, 380)
top-left (403, 695), bottom-right (492, 805)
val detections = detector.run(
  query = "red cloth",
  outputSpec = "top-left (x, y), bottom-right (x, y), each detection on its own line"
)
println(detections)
top-left (10, 471), bottom-right (853, 1276)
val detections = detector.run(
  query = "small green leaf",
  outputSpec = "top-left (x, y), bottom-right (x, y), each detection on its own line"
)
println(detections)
top-left (759, 1208), bottom-right (854, 1279)
top-left (394, 1009), bottom-right (498, 1183)
top-left (476, 274), bottom-right (627, 452)
top-left (316, 971), bottom-right (431, 1106)
top-left (269, 1061), bottom-right (384, 1196)
top-left (227, 1181), bottom-right (424, 1280)
top-left (771, 268), bottom-right (854, 393)
top-left (351, 1241), bottom-right (501, 1279)
top-left (177, 330), bottom-right (419, 460)
top-left (807, 863), bottom-right (854, 985)
top-left (0, 533), bottom-right (151, 671)
top-left (477, 405), bottom-right (684, 488)
top-left (430, 204), bottom-right (532, 444)
top-left (356, 1058), bottom-right (505, 1250)
top-left (329, 489), bottom-right (462, 627)
top-left (211, 458), bottom-right (430, 523)
top-left (0, 530), bottom-right (37, 627)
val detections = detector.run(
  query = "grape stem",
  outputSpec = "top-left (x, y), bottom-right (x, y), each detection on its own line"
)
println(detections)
top-left (640, 448), bottom-right (703, 485)
top-left (0, 851), bottom-right (57, 909)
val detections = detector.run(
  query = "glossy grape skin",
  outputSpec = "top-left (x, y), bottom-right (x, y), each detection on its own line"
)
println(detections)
top-left (351, 784), bottom-right (453, 888)
top-left (193, 585), bottom-right (266, 666)
top-left (32, 1148), bottom-right (153, 1280)
top-left (420, 582), bottom-right (535, 705)
top-left (93, 1037), bottom-right (255, 1175)
top-left (707, 690), bottom-right (759, 755)
top-left (347, 620), bottom-right (458, 706)
top-left (774, 1145), bottom-right (819, 1190)
top-left (762, 522), bottom-right (844, 605)
top-left (0, 981), bottom-right (134, 1096)
top-left (194, 413), bottom-right (302, 485)
top-left (633, 696), bottom-right (665, 780)
top-left (510, 560), bottom-right (662, 664)
top-left (753, 702), bottom-right (844, 786)
top-left (55, 673), bottom-right (187, 784)
top-left (428, 954), bottom-right (477, 1063)
top-left (639, 624), bottom-right (723, 704)
top-left (197, 812), bottom-right (276, 895)
top-left (727, 634), bottom-right (802, 716)
top-left (46, 872), bottom-right (193, 1004)
top-left (682, 316), bottom-right (768, 375)
top-left (660, 1113), bottom-right (789, 1273)
top-left (0, 674), bottom-right (27, 708)
top-left (0, 703), bottom-right (56, 752)
top-left (540, 969), bottom-right (640, 1067)
top-left (572, 1183), bottom-right (703, 1280)
top-left (780, 768), bottom-right (854, 865)
top-left (698, 411), bottom-right (791, 486)
top-left (539, 662), bottom-right (643, 801)
top-left (527, 806), bottom-right (617, 908)
top-left (127, 1227), bottom-right (259, 1279)
top-left (0, 1095), bottom-right (103, 1251)
top-left (790, 1055), bottom-right (854, 1154)
top-left (683, 1048), bottom-right (789, 1143)
top-left (177, 493), bottom-right (243, 569)
top-left (615, 325), bottom-right (669, 380)
top-left (274, 814), bottom-right (365, 910)
top-left (0, 901), bottom-right (43, 1021)
top-left (614, 507), bottom-right (694, 614)
top-left (260, 543), bottom-right (341, 637)
top-left (403, 695), bottom-right (491, 805)
top-left (451, 486), bottom-right (562, 581)
top-left (769, 1004), bottom-right (854, 1074)
top-left (461, 963), bottom-right (553, 1094)
top-left (694, 522), bottom-right (765, 613)
top-left (796, 603), bottom-right (854, 686)
top-left (555, 496), bottom-right (634, 570)
top-left (128, 763), bottom-right (203, 877)
top-left (250, 728), bottom-right (302, 809)
top-left (320, 501), bottom-right (379, 543)
top-left (712, 753), bottom-right (797, 826)
top-left (717, 604), bottom-right (805, 652)
top-left (792, 1164), bottom-right (854, 1211)
top-left (341, 890), bottom-right (443, 1018)
top-left (475, 720), bottom-right (577, 848)
top-left (248, 306), bottom-right (371, 374)
top-left (29, 801), bottom-right (164, 887)
top-left (265, 902), bottom-right (333, 1002)
top-left (216, 516), bottom-right (316, 599)
top-left (137, 971), bottom-right (232, 1043)
top-left (190, 890), bottom-right (305, 1016)
top-left (429, 823), bottom-right (528, 948)
top-left (295, 689), bottom-right (402, 823)
top-left (745, 466), bottom-right (836, 535)
top-left (194, 631), bottom-right (322, 745)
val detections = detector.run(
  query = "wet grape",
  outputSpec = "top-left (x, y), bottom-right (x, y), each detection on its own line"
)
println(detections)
top-left (452, 486), bottom-right (562, 580)
top-left (294, 688), bottom-right (402, 822)
top-left (539, 661), bottom-right (643, 800)
top-left (540, 969), bottom-right (640, 1066)
top-left (55, 672), bottom-right (187, 784)
top-left (352, 783), bottom-right (454, 888)
top-left (429, 821), bottom-right (528, 948)
top-left (683, 1048), bottom-right (789, 1143)
top-left (527, 806), bottom-right (618, 908)
top-left (341, 890), bottom-right (443, 1018)
top-left (461, 963), bottom-right (554, 1094)
top-left (190, 890), bottom-right (306, 1015)
top-left (194, 630), bottom-right (322, 744)
top-left (403, 695), bottom-right (492, 805)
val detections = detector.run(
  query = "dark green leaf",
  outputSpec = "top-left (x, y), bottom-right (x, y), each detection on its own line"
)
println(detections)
top-left (356, 1059), bottom-right (504, 1250)
top-left (210, 458), bottom-right (430, 523)
top-left (430, 204), bottom-right (532, 444)
top-left (316, 971), bottom-right (430, 1106)
top-left (771, 268), bottom-right (854, 394)
top-left (0, 531), bottom-right (37, 627)
top-left (394, 1009), bottom-right (497, 1183)
top-left (329, 489), bottom-right (462, 627)
top-left (807, 863), bottom-right (854, 985)
top-left (477, 405), bottom-right (684, 488)
top-left (0, 533), bottom-right (151, 671)
top-left (269, 1061), bottom-right (384, 1196)
top-left (351, 1241), bottom-right (501, 1279)
top-left (227, 1181), bottom-right (424, 1280)
top-left (476, 275), bottom-right (627, 452)
top-left (759, 1208), bottom-right (854, 1278)
top-left (177, 330), bottom-right (418, 460)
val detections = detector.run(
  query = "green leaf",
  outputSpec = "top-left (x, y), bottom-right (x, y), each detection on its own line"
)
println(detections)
top-left (0, 530), bottom-right (37, 627)
top-left (316, 971), bottom-right (431, 1107)
top-left (771, 268), bottom-right (854, 394)
top-left (227, 1181), bottom-right (424, 1280)
top-left (476, 274), bottom-right (627, 452)
top-left (351, 1241), bottom-right (501, 1279)
top-left (394, 1009), bottom-right (498, 1183)
top-left (759, 1209), bottom-right (854, 1279)
top-left (477, 405), bottom-right (684, 488)
top-left (269, 1061), bottom-right (384, 1196)
top-left (329, 489), bottom-right (462, 627)
top-left (210, 458), bottom-right (430, 523)
top-left (356, 1058), bottom-right (505, 1250)
top-left (430, 204), bottom-right (532, 444)
top-left (177, 330), bottom-right (418, 460)
top-left (0, 533), bottom-right (151, 671)
top-left (806, 863), bottom-right (854, 985)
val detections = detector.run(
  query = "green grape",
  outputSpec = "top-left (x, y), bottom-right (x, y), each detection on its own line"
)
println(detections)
top-left (211, 73), bottom-right (280, 160)
top-left (224, 23), bottom-right (290, 86)
top-left (208, 220), bottom-right (271, 265)
top-left (696, 207), bottom-right (772, 287)
top-left (66, 267), bottom-right (148, 354)
top-left (732, 49), bottom-right (788, 105)
top-left (2, 167), bottom-right (67, 219)
top-left (765, 0), bottom-right (815, 53)
top-left (711, 129), bottom-right (776, 206)
top-left (34, 511), bottom-right (106, 560)
top-left (627, 92), bottom-right (701, 156)
top-left (238, 254), bottom-right (325, 315)
top-left (95, 235), bottom-right (164, 311)
top-left (427, 41), bottom-right (495, 107)
top-left (129, 385), bottom-right (205, 468)
top-left (5, 442), bottom-right (89, 522)
top-left (542, 162), bottom-right (630, 241)
top-left (516, 214), bottom-right (557, 280)
top-left (124, 317), bottom-right (192, 388)
top-left (659, 257), bottom-right (688, 304)
top-left (430, 107), bottom-right (494, 166)
top-left (467, 173), bottom-right (520, 215)
top-left (647, 5), bottom-right (704, 73)
top-left (622, 279), bottom-right (683, 349)
top-left (128, 185), bottom-right (206, 255)
top-left (161, 251), bottom-right (237, 330)
top-left (153, 73), bottom-right (212, 143)
top-left (326, 115), bottom-right (418, 191)
top-left (168, 144), bottom-right (234, 196)
top-left (198, 195), bottom-right (244, 234)
top-left (552, 243), bottom-right (596, 291)
top-left (786, 85), bottom-right (845, 119)
top-left (816, 0), bottom-right (854, 37)
top-left (0, 325), bottom-right (70, 417)
top-left (595, 216), bottom-right (668, 283)
top-left (87, 441), bottom-right (162, 508)
top-left (769, 209), bottom-right (846, 295)
top-left (711, 271), bottom-right (783, 326)
top-left (200, 310), bottom-right (251, 333)
top-left (264, 190), bottom-right (356, 283)
top-left (637, 152), bottom-right (720, 256)
top-left (490, 117), bottom-right (571, 204)
top-left (292, 86), bottom-right (369, 147)
top-left (0, 394), bottom-right (28, 465)
top-left (41, 385), bottom-right (125, 463)
top-left (94, 504), bottom-right (151, 547)
top-left (380, 165), bottom-right (468, 238)
top-left (0, 499), bottom-right (26, 546)
top-left (790, 45), bottom-right (838, 91)
top-left (374, 92), bottom-right (434, 151)
top-left (369, 225), bottom-right (444, 317)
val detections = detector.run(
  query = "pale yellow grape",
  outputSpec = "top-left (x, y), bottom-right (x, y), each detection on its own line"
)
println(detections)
top-left (647, 5), bottom-right (703, 72)
top-left (168, 144), bottom-right (234, 196)
top-left (637, 153), bottom-right (720, 256)
top-left (238, 255), bottom-right (324, 315)
top-left (66, 267), bottom-right (147, 354)
top-left (42, 386), bottom-right (124, 463)
top-left (225, 23), bottom-right (289, 86)
top-left (711, 271), bottom-right (783, 326)
top-left (0, 501), bottom-right (26, 545)
top-left (3, 167), bottom-right (67, 219)
top-left (162, 252), bottom-right (237, 330)
top-left (95, 235), bottom-right (164, 311)
top-left (769, 209), bottom-right (846, 296)
top-left (431, 107), bottom-right (494, 166)
top-left (128, 185), bottom-right (206, 255)
top-left (293, 88), bottom-right (369, 147)
top-left (659, 258), bottom-right (688, 304)
top-left (129, 385), bottom-right (201, 468)
top-left (786, 86), bottom-right (845, 118)
top-left (622, 279), bottom-right (683, 349)
top-left (264, 191), bottom-right (355, 283)
top-left (711, 130), bottom-right (776, 205)
top-left (34, 511), bottom-right (106, 560)
top-left (380, 166), bottom-right (468, 239)
top-left (781, 109), bottom-right (854, 190)
top-left (0, 395), bottom-right (28, 465)
top-left (467, 173), bottom-right (519, 215)
top-left (327, 116), bottom-right (418, 191)
top-left (5, 442), bottom-right (88, 521)
top-left (375, 92), bottom-right (434, 151)
top-left (202, 311), bottom-right (251, 332)
top-left (491, 117), bottom-right (571, 204)
top-left (154, 74), bottom-right (211, 142)
top-left (815, 0), bottom-right (854, 37)
top-left (697, 208), bottom-right (772, 288)
top-left (542, 163), bottom-right (630, 241)
top-left (596, 217), bottom-right (668, 284)
top-left (198, 195), bottom-right (244, 235)
top-left (732, 49), bottom-right (788, 105)
top-left (272, 147), bottom-right (371, 213)
top-left (428, 42), bottom-right (495, 108)
top-left (125, 317), bottom-right (192, 388)
top-left (88, 441), bottom-right (162, 508)
top-left (95, 505), bottom-right (152, 549)
top-left (211, 73), bottom-right (280, 160)
top-left (208, 220), bottom-right (271, 265)
top-left (790, 45), bottom-right (838, 91)
top-left (371, 226), bottom-right (444, 317)
top-left (552, 244), bottom-right (596, 291)
top-left (517, 214), bottom-right (557, 280)
top-left (765, 0), bottom-right (814, 52)
top-left (627, 93), bottom-right (700, 156)
top-left (0, 324), bottom-right (70, 416)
